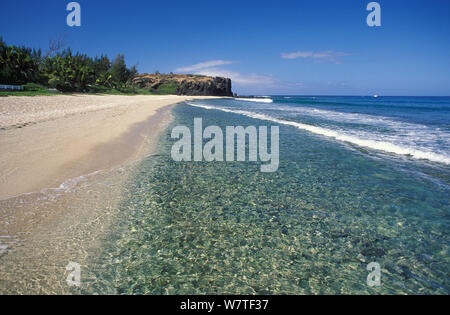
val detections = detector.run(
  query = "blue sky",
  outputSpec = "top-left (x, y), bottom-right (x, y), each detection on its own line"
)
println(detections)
top-left (1, 0), bottom-right (449, 95)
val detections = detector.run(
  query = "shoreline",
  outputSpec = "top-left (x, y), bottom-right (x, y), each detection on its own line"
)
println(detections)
top-left (0, 95), bottom-right (221, 200)
top-left (0, 95), bottom-right (222, 294)
top-left (0, 95), bottom-right (221, 256)
top-left (0, 104), bottom-right (172, 202)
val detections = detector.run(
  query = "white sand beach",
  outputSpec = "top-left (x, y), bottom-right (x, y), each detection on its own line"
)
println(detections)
top-left (0, 95), bottom-right (218, 200)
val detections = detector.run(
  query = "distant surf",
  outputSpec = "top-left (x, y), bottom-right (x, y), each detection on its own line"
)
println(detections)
top-left (234, 98), bottom-right (273, 103)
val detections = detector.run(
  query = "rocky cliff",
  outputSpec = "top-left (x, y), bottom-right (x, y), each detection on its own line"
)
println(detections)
top-left (132, 74), bottom-right (233, 96)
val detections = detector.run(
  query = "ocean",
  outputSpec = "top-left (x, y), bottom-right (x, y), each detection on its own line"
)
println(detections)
top-left (81, 96), bottom-right (449, 295)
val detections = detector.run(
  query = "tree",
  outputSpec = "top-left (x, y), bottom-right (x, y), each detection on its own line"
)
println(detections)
top-left (0, 38), bottom-right (42, 85)
top-left (110, 54), bottom-right (136, 89)
top-left (44, 35), bottom-right (67, 58)
top-left (44, 49), bottom-right (96, 92)
top-left (93, 55), bottom-right (112, 87)
top-left (0, 38), bottom-right (138, 92)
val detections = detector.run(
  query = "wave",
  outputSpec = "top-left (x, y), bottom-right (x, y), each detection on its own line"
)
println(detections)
top-left (235, 98), bottom-right (273, 103)
top-left (270, 105), bottom-right (435, 130)
top-left (244, 104), bottom-right (450, 151)
top-left (187, 102), bottom-right (450, 165)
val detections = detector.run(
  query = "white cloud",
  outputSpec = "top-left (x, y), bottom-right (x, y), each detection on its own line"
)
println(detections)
top-left (281, 50), bottom-right (352, 64)
top-left (193, 68), bottom-right (276, 86)
top-left (175, 60), bottom-right (238, 73)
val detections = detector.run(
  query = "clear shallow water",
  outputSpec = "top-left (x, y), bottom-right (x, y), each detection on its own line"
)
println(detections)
top-left (84, 96), bottom-right (449, 295)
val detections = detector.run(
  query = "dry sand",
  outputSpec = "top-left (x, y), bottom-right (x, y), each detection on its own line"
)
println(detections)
top-left (0, 94), bottom-right (216, 200)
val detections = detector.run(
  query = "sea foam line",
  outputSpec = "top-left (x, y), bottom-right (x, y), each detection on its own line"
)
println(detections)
top-left (187, 102), bottom-right (450, 165)
top-left (235, 98), bottom-right (273, 103)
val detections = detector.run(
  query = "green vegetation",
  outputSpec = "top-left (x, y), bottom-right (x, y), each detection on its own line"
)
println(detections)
top-left (0, 37), bottom-right (160, 96)
top-left (0, 40), bottom-right (42, 85)
top-left (150, 81), bottom-right (179, 95)
top-left (0, 83), bottom-right (59, 97)
top-left (0, 90), bottom-right (59, 97)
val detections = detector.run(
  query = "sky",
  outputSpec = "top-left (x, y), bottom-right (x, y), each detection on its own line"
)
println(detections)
top-left (1, 0), bottom-right (449, 96)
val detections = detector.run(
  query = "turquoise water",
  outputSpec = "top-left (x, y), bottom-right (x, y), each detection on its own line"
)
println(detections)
top-left (86, 96), bottom-right (449, 295)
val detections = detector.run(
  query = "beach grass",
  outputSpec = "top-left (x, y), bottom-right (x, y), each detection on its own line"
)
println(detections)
top-left (0, 90), bottom-right (60, 97)
top-left (0, 85), bottom-right (171, 97)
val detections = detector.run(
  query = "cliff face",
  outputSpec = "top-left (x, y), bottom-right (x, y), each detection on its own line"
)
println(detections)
top-left (132, 74), bottom-right (233, 96)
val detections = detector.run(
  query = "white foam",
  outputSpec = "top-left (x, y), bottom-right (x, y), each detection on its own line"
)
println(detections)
top-left (187, 102), bottom-right (450, 165)
top-left (246, 104), bottom-right (450, 155)
top-left (235, 98), bottom-right (273, 103)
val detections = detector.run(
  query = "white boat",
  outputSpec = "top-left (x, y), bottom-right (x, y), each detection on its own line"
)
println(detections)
top-left (373, 94), bottom-right (379, 98)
